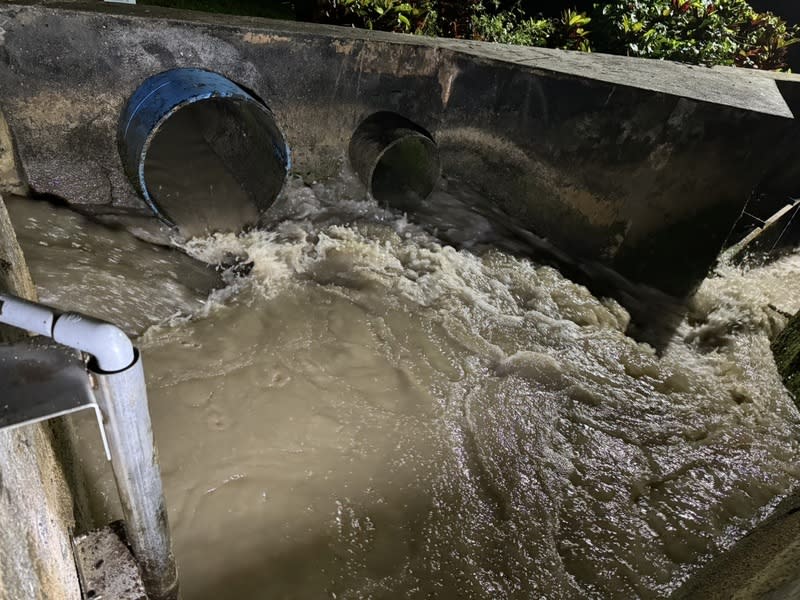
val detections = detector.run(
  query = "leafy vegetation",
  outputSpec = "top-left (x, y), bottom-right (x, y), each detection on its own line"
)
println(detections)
top-left (140, 0), bottom-right (799, 70)
top-left (591, 0), bottom-right (799, 70)
top-left (320, 0), bottom-right (799, 69)
top-left (472, 3), bottom-right (591, 51)
top-left (312, 0), bottom-right (435, 33)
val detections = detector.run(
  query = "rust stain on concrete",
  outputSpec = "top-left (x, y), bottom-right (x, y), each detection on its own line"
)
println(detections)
top-left (355, 44), bottom-right (439, 77)
top-left (332, 39), bottom-right (356, 55)
top-left (242, 32), bottom-right (292, 45)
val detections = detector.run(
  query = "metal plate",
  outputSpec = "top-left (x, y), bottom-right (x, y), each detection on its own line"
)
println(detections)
top-left (0, 338), bottom-right (96, 430)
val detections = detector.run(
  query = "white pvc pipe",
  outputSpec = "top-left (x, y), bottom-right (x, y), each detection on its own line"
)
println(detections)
top-left (52, 313), bottom-right (134, 373)
top-left (93, 355), bottom-right (178, 599)
top-left (0, 294), bottom-right (134, 372)
top-left (0, 293), bottom-right (54, 337)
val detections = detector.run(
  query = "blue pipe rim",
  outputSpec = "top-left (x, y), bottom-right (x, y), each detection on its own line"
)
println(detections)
top-left (119, 68), bottom-right (291, 228)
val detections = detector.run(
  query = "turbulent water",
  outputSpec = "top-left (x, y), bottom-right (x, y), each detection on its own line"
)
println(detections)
top-left (7, 177), bottom-right (800, 599)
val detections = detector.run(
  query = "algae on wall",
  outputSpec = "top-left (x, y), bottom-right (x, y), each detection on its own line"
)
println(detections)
top-left (772, 310), bottom-right (800, 405)
top-left (0, 191), bottom-right (81, 596)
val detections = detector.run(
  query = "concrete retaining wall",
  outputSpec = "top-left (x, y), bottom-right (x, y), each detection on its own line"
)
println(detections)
top-left (0, 191), bottom-right (80, 599)
top-left (0, 1), bottom-right (798, 308)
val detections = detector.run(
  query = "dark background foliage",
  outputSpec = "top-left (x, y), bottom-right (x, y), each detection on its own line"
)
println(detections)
top-left (750, 0), bottom-right (800, 68)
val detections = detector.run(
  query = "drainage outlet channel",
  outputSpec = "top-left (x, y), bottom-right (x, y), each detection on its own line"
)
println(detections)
top-left (349, 111), bottom-right (440, 212)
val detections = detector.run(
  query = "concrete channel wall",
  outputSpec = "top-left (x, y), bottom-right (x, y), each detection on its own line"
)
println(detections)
top-left (0, 1), bottom-right (798, 308)
top-left (0, 186), bottom-right (79, 597)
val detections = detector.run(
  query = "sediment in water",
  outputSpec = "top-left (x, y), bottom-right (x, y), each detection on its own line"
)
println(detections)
top-left (6, 180), bottom-right (800, 599)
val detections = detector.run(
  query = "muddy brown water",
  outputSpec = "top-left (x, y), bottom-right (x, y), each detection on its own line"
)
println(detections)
top-left (6, 178), bottom-right (800, 599)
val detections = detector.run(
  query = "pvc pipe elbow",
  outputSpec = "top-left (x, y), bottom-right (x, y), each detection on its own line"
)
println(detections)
top-left (53, 312), bottom-right (135, 373)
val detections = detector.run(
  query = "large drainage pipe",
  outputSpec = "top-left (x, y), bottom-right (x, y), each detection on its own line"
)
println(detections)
top-left (0, 293), bottom-right (178, 600)
top-left (119, 68), bottom-right (290, 238)
top-left (349, 112), bottom-right (440, 211)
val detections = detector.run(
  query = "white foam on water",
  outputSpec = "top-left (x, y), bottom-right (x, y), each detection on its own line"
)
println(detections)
top-left (9, 179), bottom-right (800, 599)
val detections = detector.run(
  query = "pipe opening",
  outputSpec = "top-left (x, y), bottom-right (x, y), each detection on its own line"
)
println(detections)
top-left (349, 112), bottom-right (440, 211)
top-left (119, 68), bottom-right (290, 238)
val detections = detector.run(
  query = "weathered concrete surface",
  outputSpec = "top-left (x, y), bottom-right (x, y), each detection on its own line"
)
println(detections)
top-left (74, 522), bottom-right (147, 600)
top-left (0, 1), bottom-right (798, 304)
top-left (0, 107), bottom-right (26, 197)
top-left (0, 193), bottom-right (80, 599)
top-left (0, 198), bottom-right (32, 299)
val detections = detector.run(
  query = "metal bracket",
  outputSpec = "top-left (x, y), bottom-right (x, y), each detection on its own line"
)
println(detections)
top-left (0, 338), bottom-right (111, 459)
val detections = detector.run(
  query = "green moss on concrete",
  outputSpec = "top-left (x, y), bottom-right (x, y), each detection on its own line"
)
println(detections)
top-left (772, 310), bottom-right (800, 404)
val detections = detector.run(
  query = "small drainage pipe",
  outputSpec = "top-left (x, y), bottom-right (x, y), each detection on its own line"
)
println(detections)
top-left (349, 112), bottom-right (441, 211)
top-left (0, 293), bottom-right (178, 600)
top-left (119, 68), bottom-right (290, 237)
